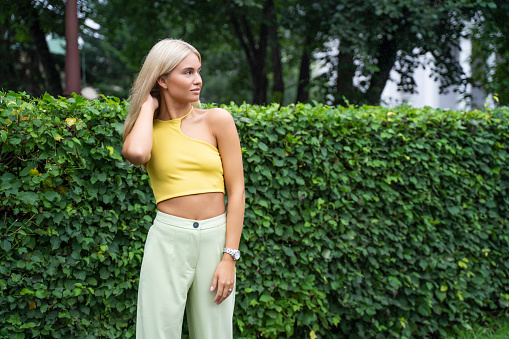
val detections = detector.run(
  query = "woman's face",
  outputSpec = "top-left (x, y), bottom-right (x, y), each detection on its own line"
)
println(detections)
top-left (164, 53), bottom-right (202, 103)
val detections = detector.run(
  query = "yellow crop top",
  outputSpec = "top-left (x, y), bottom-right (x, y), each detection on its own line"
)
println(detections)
top-left (146, 109), bottom-right (225, 204)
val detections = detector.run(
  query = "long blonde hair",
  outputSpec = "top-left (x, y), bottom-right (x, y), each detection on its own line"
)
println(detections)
top-left (122, 39), bottom-right (201, 140)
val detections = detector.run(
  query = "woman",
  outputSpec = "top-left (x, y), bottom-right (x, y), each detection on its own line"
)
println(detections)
top-left (122, 39), bottom-right (245, 339)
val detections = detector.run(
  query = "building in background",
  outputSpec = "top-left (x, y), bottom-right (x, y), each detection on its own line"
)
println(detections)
top-left (381, 38), bottom-right (491, 110)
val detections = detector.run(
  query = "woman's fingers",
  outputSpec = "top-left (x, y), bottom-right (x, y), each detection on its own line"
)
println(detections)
top-left (142, 93), bottom-right (159, 111)
top-left (210, 280), bottom-right (217, 292)
top-left (214, 281), bottom-right (227, 304)
top-left (214, 280), bottom-right (234, 305)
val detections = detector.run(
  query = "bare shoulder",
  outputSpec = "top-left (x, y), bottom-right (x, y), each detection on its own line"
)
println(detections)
top-left (204, 108), bottom-right (235, 130)
top-left (205, 107), bottom-right (233, 122)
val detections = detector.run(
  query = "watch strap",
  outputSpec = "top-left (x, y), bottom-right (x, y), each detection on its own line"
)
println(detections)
top-left (223, 247), bottom-right (240, 260)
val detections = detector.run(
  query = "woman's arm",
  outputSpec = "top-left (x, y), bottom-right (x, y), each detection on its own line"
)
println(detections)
top-left (209, 108), bottom-right (245, 305)
top-left (122, 95), bottom-right (158, 165)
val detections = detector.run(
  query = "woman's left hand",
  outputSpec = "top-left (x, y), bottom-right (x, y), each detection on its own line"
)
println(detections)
top-left (210, 255), bottom-right (236, 305)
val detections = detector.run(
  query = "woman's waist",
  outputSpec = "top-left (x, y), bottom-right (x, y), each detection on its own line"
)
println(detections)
top-left (156, 192), bottom-right (225, 220)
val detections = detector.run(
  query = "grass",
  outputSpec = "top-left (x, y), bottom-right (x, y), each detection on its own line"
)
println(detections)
top-left (444, 313), bottom-right (509, 339)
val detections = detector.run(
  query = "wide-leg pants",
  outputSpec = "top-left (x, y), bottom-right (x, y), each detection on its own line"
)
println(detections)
top-left (136, 211), bottom-right (234, 339)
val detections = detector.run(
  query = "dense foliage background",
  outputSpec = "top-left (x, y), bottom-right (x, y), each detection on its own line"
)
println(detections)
top-left (1, 0), bottom-right (509, 105)
top-left (1, 91), bottom-right (508, 338)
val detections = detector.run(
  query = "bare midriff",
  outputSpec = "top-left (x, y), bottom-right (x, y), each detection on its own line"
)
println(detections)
top-left (156, 192), bottom-right (226, 220)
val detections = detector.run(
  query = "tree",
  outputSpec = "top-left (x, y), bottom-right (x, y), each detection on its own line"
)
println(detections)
top-left (469, 0), bottom-right (509, 105)
top-left (280, 1), bottom-right (336, 103)
top-left (309, 0), bottom-right (478, 106)
top-left (5, 0), bottom-right (506, 107)
top-left (0, 0), bottom-right (67, 96)
top-left (79, 0), bottom-right (169, 98)
top-left (83, 0), bottom-right (276, 104)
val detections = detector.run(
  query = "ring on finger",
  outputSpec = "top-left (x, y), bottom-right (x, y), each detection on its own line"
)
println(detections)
top-left (228, 288), bottom-right (232, 292)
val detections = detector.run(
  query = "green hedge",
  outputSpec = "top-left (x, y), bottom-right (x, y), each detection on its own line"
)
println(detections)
top-left (1, 91), bottom-right (508, 338)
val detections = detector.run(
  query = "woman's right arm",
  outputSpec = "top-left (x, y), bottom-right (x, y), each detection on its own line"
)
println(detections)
top-left (122, 95), bottom-right (158, 165)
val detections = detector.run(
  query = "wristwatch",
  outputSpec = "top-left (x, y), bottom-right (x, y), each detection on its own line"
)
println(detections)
top-left (223, 248), bottom-right (241, 261)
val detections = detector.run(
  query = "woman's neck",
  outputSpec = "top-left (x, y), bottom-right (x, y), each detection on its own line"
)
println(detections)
top-left (158, 98), bottom-right (193, 121)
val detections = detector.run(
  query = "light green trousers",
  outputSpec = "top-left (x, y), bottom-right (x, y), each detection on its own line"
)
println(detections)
top-left (136, 211), bottom-right (234, 339)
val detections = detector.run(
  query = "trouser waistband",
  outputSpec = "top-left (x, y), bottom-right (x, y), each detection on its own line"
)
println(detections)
top-left (154, 211), bottom-right (226, 230)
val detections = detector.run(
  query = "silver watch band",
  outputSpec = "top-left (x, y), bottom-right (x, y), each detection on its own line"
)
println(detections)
top-left (223, 248), bottom-right (240, 260)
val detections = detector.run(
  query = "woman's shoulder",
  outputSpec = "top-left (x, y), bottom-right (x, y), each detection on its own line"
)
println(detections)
top-left (202, 107), bottom-right (232, 117)
top-left (200, 107), bottom-right (234, 125)
top-left (198, 108), bottom-right (236, 136)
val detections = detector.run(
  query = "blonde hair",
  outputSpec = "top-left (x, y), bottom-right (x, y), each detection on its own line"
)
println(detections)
top-left (122, 39), bottom-right (201, 140)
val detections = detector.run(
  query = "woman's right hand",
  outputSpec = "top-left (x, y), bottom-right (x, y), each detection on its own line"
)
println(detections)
top-left (142, 93), bottom-right (159, 112)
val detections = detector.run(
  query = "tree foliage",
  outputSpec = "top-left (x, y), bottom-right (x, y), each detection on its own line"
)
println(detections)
top-left (80, 0), bottom-right (509, 105)
top-left (309, 0), bottom-right (483, 105)
top-left (469, 0), bottom-right (509, 105)
top-left (1, 1), bottom-right (509, 106)
top-left (0, 0), bottom-right (68, 95)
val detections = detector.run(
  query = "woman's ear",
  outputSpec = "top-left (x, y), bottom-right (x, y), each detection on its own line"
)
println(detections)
top-left (157, 75), bottom-right (168, 90)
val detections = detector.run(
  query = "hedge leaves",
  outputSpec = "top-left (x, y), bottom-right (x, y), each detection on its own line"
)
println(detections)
top-left (1, 92), bottom-right (508, 338)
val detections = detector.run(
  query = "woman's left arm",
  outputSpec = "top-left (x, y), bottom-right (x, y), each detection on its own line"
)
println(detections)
top-left (209, 108), bottom-right (245, 305)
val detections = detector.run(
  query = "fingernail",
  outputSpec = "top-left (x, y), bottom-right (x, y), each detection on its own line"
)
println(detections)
top-left (210, 286), bottom-right (214, 291)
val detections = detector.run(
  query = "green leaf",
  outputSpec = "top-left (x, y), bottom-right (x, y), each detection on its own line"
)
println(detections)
top-left (435, 290), bottom-right (446, 302)
top-left (259, 294), bottom-right (274, 303)
top-left (44, 190), bottom-right (59, 201)
top-left (282, 246), bottom-right (295, 257)
top-left (417, 304), bottom-right (431, 316)
top-left (19, 191), bottom-right (39, 205)
top-left (20, 288), bottom-right (32, 295)
top-left (50, 237), bottom-right (60, 250)
top-left (35, 289), bottom-right (45, 298)
top-left (258, 142), bottom-right (268, 152)
top-left (100, 267), bottom-right (110, 280)
top-left (1, 240), bottom-right (11, 252)
top-left (447, 206), bottom-right (460, 215)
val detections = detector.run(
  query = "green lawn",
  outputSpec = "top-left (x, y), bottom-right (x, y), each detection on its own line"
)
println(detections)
top-left (445, 314), bottom-right (509, 339)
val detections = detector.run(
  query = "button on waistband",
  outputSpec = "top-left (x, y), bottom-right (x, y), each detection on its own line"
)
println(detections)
top-left (193, 222), bottom-right (199, 228)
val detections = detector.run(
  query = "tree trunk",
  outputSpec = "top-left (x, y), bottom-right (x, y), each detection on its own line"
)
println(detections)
top-left (365, 36), bottom-right (397, 105)
top-left (252, 71), bottom-right (268, 105)
top-left (334, 51), bottom-right (356, 106)
top-left (0, 24), bottom-right (21, 91)
top-left (296, 36), bottom-right (312, 103)
top-left (269, 23), bottom-right (284, 104)
top-left (228, 0), bottom-right (273, 105)
top-left (24, 4), bottom-right (63, 95)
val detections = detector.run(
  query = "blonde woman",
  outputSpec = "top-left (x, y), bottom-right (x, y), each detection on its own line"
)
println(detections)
top-left (122, 39), bottom-right (245, 339)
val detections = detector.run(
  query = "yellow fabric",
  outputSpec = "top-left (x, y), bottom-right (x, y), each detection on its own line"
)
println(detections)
top-left (146, 109), bottom-right (225, 204)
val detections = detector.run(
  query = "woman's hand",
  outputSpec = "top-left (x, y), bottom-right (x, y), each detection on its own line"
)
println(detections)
top-left (142, 93), bottom-right (159, 112)
top-left (210, 255), bottom-right (236, 305)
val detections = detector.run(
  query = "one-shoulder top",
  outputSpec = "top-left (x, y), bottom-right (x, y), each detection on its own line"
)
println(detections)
top-left (146, 108), bottom-right (225, 204)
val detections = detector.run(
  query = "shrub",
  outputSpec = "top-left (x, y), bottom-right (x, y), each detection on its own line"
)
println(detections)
top-left (1, 91), bottom-right (508, 338)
